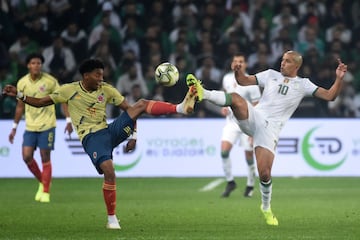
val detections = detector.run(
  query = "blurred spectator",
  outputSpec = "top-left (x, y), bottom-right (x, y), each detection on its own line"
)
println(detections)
top-left (169, 20), bottom-right (197, 51)
top-left (351, 94), bottom-right (360, 117)
top-left (171, 0), bottom-right (198, 28)
top-left (89, 29), bottom-right (122, 64)
top-left (91, 43), bottom-right (117, 84)
top-left (90, 1), bottom-right (122, 34)
top-left (88, 14), bottom-right (122, 52)
top-left (125, 84), bottom-right (143, 105)
top-left (9, 0), bottom-right (38, 29)
top-left (296, 26), bottom-right (325, 57)
top-left (328, 72), bottom-right (356, 117)
top-left (67, 0), bottom-right (99, 31)
top-left (168, 39), bottom-right (196, 74)
top-left (298, 0), bottom-right (326, 22)
top-left (1, 0), bottom-right (359, 118)
top-left (144, 0), bottom-right (174, 32)
top-left (325, 21), bottom-right (352, 45)
top-left (121, 16), bottom-right (143, 59)
top-left (271, 3), bottom-right (298, 35)
top-left (0, 3), bottom-right (16, 46)
top-left (0, 67), bottom-right (17, 118)
top-left (9, 31), bottom-right (39, 78)
top-left (0, 39), bottom-right (11, 69)
top-left (26, 16), bottom-right (51, 48)
top-left (247, 41), bottom-right (273, 70)
top-left (61, 21), bottom-right (88, 63)
top-left (46, 0), bottom-right (73, 32)
top-left (324, 0), bottom-right (351, 28)
top-left (195, 56), bottom-right (222, 90)
top-left (42, 35), bottom-right (76, 84)
top-left (116, 60), bottom-right (148, 97)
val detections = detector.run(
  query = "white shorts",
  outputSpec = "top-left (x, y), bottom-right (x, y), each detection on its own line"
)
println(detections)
top-left (235, 102), bottom-right (283, 154)
top-left (221, 119), bottom-right (252, 151)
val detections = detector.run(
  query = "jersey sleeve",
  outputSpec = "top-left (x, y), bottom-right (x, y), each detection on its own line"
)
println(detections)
top-left (255, 69), bottom-right (273, 88)
top-left (49, 84), bottom-right (73, 104)
top-left (303, 78), bottom-right (318, 96)
top-left (248, 85), bottom-right (261, 103)
top-left (104, 83), bottom-right (125, 106)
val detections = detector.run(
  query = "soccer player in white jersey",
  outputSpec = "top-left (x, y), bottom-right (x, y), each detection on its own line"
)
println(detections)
top-left (220, 53), bottom-right (261, 198)
top-left (186, 51), bottom-right (347, 226)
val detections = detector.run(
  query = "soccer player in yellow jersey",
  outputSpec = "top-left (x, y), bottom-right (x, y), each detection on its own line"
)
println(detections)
top-left (8, 53), bottom-right (72, 203)
top-left (3, 58), bottom-right (196, 230)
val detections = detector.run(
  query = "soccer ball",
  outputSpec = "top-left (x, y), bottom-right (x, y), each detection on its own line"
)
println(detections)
top-left (155, 62), bottom-right (179, 87)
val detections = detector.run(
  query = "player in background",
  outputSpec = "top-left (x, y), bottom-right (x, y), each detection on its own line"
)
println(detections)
top-left (220, 53), bottom-right (260, 198)
top-left (186, 51), bottom-right (347, 226)
top-left (8, 53), bottom-right (72, 203)
top-left (3, 58), bottom-right (196, 230)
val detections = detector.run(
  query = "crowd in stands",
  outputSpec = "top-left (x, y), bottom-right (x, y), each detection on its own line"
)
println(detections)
top-left (1, 0), bottom-right (360, 119)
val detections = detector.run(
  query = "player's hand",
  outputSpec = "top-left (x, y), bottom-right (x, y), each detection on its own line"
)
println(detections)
top-left (9, 129), bottom-right (16, 144)
top-left (123, 139), bottom-right (136, 153)
top-left (336, 59), bottom-right (347, 79)
top-left (2, 85), bottom-right (17, 97)
top-left (64, 123), bottom-right (73, 139)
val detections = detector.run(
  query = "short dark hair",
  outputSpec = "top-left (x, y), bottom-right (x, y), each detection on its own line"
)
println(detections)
top-left (233, 52), bottom-right (247, 61)
top-left (79, 59), bottom-right (104, 75)
top-left (26, 53), bottom-right (45, 64)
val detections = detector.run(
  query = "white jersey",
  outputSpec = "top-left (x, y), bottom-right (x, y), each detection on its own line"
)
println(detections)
top-left (222, 72), bottom-right (261, 124)
top-left (255, 69), bottom-right (318, 126)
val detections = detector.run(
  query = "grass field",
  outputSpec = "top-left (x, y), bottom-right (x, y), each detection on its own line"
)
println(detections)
top-left (0, 177), bottom-right (359, 240)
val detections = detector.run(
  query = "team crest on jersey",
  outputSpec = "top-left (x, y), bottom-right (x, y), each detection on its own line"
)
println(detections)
top-left (39, 85), bottom-right (46, 92)
top-left (283, 78), bottom-right (289, 84)
top-left (97, 94), bottom-right (105, 103)
top-left (93, 152), bottom-right (97, 159)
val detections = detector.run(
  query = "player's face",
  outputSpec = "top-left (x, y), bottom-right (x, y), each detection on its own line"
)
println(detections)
top-left (85, 68), bottom-right (104, 91)
top-left (231, 56), bottom-right (247, 73)
top-left (280, 53), bottom-right (298, 77)
top-left (27, 58), bottom-right (42, 75)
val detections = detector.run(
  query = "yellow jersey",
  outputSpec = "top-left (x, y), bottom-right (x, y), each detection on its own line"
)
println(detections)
top-left (17, 72), bottom-right (59, 131)
top-left (49, 81), bottom-right (125, 141)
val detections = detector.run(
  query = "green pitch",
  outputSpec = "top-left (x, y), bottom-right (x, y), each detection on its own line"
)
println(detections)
top-left (0, 177), bottom-right (359, 240)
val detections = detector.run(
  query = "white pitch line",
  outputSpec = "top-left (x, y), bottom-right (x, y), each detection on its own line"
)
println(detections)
top-left (199, 178), bottom-right (226, 192)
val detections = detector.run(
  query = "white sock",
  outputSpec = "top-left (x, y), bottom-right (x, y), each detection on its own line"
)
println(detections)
top-left (260, 180), bottom-right (272, 211)
top-left (247, 164), bottom-right (256, 187)
top-left (176, 104), bottom-right (183, 114)
top-left (222, 156), bottom-right (233, 182)
top-left (108, 215), bottom-right (118, 223)
top-left (204, 90), bottom-right (228, 106)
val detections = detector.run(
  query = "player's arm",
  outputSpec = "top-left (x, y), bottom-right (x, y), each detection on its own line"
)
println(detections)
top-left (62, 103), bottom-right (73, 137)
top-left (8, 100), bottom-right (25, 144)
top-left (3, 84), bottom-right (54, 107)
top-left (233, 65), bottom-right (257, 86)
top-left (314, 59), bottom-right (347, 101)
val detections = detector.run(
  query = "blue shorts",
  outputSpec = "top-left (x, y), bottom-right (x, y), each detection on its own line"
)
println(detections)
top-left (22, 128), bottom-right (56, 150)
top-left (82, 111), bottom-right (135, 174)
